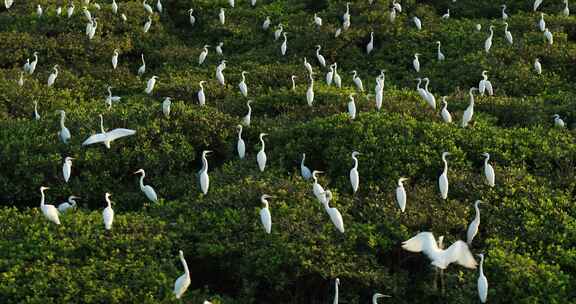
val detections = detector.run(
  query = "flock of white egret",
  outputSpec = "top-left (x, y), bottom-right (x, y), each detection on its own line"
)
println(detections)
top-left (4, 0), bottom-right (571, 301)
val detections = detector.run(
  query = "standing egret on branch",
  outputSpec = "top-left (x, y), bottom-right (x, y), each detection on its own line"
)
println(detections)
top-left (504, 22), bottom-right (513, 44)
top-left (112, 49), bottom-right (119, 69)
top-left (262, 16), bottom-right (271, 30)
top-left (63, 157), bottom-right (73, 183)
top-left (105, 86), bottom-right (121, 109)
top-left (198, 150), bottom-right (212, 195)
top-left (58, 196), bottom-right (79, 213)
top-left (477, 254), bottom-right (489, 303)
top-left (438, 152), bottom-right (451, 200)
top-left (539, 13), bottom-right (546, 31)
top-left (321, 190), bottom-right (344, 233)
top-left (564, 0), bottom-right (570, 16)
top-left (216, 60), bottom-right (227, 85)
top-left (111, 0), bottom-right (118, 14)
top-left (441, 9), bottom-right (450, 19)
top-left (413, 16), bottom-right (422, 30)
top-left (198, 81), bottom-right (206, 106)
top-left (534, 0), bottom-right (543, 11)
top-left (19, 70), bottom-right (25, 86)
top-left (274, 23), bottom-right (283, 40)
top-left (239, 71), bottom-right (249, 97)
top-left (501, 4), bottom-right (508, 20)
top-left (33, 100), bottom-right (41, 120)
top-left (47, 65), bottom-right (59, 87)
top-left (82, 114), bottom-right (136, 148)
top-left (478, 71), bottom-right (493, 96)
top-left (102, 192), bottom-right (114, 230)
top-left (242, 100), bottom-right (253, 126)
top-left (28, 52), bottom-right (39, 75)
top-left (134, 169), bottom-right (159, 203)
top-left (259, 195), bottom-right (272, 233)
top-left (351, 70), bottom-right (364, 92)
top-left (198, 45), bottom-right (209, 65)
top-left (441, 97), bottom-right (452, 123)
top-left (281, 32), bottom-right (288, 56)
top-left (162, 97), bottom-right (171, 117)
top-left (314, 13), bottom-right (322, 27)
top-left (39, 186), bottom-right (60, 225)
top-left (333, 63), bottom-right (342, 88)
top-left (304, 57), bottom-right (313, 75)
top-left (306, 73), bottom-right (315, 106)
top-left (156, 0), bottom-right (162, 13)
top-left (553, 114), bottom-right (565, 128)
top-left (174, 250), bottom-right (191, 299)
top-left (544, 28), bottom-right (553, 45)
top-left (67, 3), bottom-right (75, 18)
top-left (88, 18), bottom-right (98, 39)
top-left (366, 31), bottom-right (374, 54)
top-left (312, 170), bottom-right (326, 203)
top-left (482, 153), bottom-right (495, 187)
top-left (189, 9), bottom-right (196, 26)
top-left (416, 78), bottom-right (428, 103)
top-left (467, 200), bottom-right (484, 246)
top-left (301, 153), bottom-right (312, 180)
top-left (145, 75), bottom-right (158, 94)
top-left (228, 0), bottom-right (234, 8)
top-left (350, 151), bottom-right (361, 194)
top-left (219, 8), bottom-right (225, 25)
top-left (413, 53), bottom-right (421, 72)
top-left (37, 4), bottom-right (43, 17)
top-left (347, 94), bottom-right (356, 120)
top-left (237, 125), bottom-right (245, 159)
top-left (462, 88), bottom-right (477, 127)
top-left (389, 7), bottom-right (396, 23)
top-left (216, 42), bottom-right (224, 56)
top-left (138, 54), bottom-right (146, 77)
top-left (436, 41), bottom-right (445, 61)
top-left (57, 110), bottom-right (71, 144)
top-left (375, 72), bottom-right (385, 110)
top-left (142, 0), bottom-right (153, 14)
top-left (373, 293), bottom-right (391, 303)
top-left (82, 7), bottom-right (91, 21)
top-left (396, 177), bottom-right (408, 212)
top-left (5, 0), bottom-right (13, 9)
top-left (291, 75), bottom-right (297, 91)
top-left (257, 133), bottom-right (268, 172)
top-left (534, 58), bottom-right (542, 74)
top-left (326, 64), bottom-right (334, 85)
top-left (402, 232), bottom-right (477, 269)
top-left (315, 45), bottom-right (326, 67)
top-left (423, 77), bottom-right (436, 109)
top-left (143, 15), bottom-right (152, 33)
top-left (333, 278), bottom-right (340, 304)
top-left (485, 26), bottom-right (494, 53)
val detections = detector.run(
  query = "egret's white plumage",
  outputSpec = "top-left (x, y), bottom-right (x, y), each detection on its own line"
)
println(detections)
top-left (29, 52), bottom-right (39, 75)
top-left (219, 8), bottom-right (225, 25)
top-left (477, 254), bottom-right (489, 303)
top-left (257, 133), bottom-right (268, 172)
top-left (216, 42), bottom-right (224, 56)
top-left (242, 100), bottom-right (253, 126)
top-left (312, 170), bottom-right (326, 203)
top-left (534, 58), bottom-right (542, 74)
top-left (436, 41), bottom-right (445, 61)
top-left (440, 97), bottom-right (452, 123)
top-left (300, 153), bottom-right (312, 180)
top-left (216, 60), bottom-right (226, 85)
top-left (333, 278), bottom-right (340, 304)
top-left (504, 22), bottom-right (513, 44)
top-left (438, 152), bottom-right (451, 200)
top-left (413, 53), bottom-right (421, 72)
top-left (143, 15), bottom-right (152, 33)
top-left (47, 65), bottom-right (59, 87)
top-left (173, 250), bottom-right (191, 299)
top-left (82, 114), bottom-right (136, 148)
top-left (58, 196), bottom-right (79, 213)
top-left (112, 49), bottom-right (119, 69)
top-left (423, 77), bottom-right (436, 109)
top-left (349, 151), bottom-right (360, 193)
top-left (239, 71), bottom-right (249, 97)
top-left (134, 169), bottom-right (159, 203)
top-left (102, 192), bottom-right (114, 230)
top-left (413, 16), bottom-right (422, 30)
top-left (467, 200), bottom-right (484, 246)
top-left (322, 190), bottom-right (344, 233)
top-left (553, 114), bottom-right (566, 128)
top-left (291, 75), bottom-right (297, 91)
top-left (501, 4), bottom-right (508, 20)
top-left (198, 81), bottom-right (206, 106)
top-left (39, 186), bottom-right (60, 225)
top-left (189, 9), bottom-right (196, 26)
top-left (33, 100), bottom-right (40, 120)
top-left (544, 28), bottom-right (553, 45)
top-left (462, 88), bottom-right (477, 128)
top-left (67, 3), bottom-right (75, 18)
top-left (351, 70), bottom-right (364, 92)
top-left (63, 156), bottom-right (73, 183)
top-left (143, 0), bottom-right (153, 14)
top-left (306, 73), bottom-right (314, 106)
top-left (485, 26), bottom-right (494, 53)
top-left (162, 97), bottom-right (171, 117)
top-left (274, 24), bottom-right (283, 40)
top-left (262, 16), bottom-right (271, 30)
top-left (198, 45), bottom-right (209, 65)
top-left (347, 94), bottom-right (356, 120)
top-left (145, 75), bottom-right (158, 94)
top-left (57, 110), bottom-right (71, 144)
top-left (396, 177), bottom-right (408, 212)
top-left (105, 86), bottom-right (122, 109)
top-left (199, 150), bottom-right (211, 195)
top-left (539, 13), bottom-right (546, 31)
top-left (372, 293), bottom-right (391, 303)
top-left (402, 232), bottom-right (477, 269)
top-left (281, 32), bottom-right (288, 56)
top-left (111, 0), bottom-right (118, 14)
top-left (478, 71), bottom-right (493, 96)
top-left (366, 32), bottom-right (374, 54)
top-left (333, 63), bottom-right (342, 88)
top-left (237, 125), bottom-right (245, 159)
top-left (315, 45), bottom-right (326, 67)
top-left (482, 152), bottom-right (495, 187)
top-left (259, 194), bottom-right (272, 233)
top-left (326, 64), bottom-right (334, 85)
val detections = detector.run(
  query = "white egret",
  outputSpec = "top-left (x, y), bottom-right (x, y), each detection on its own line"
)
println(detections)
top-left (57, 6), bottom-right (63, 15)
top-left (440, 97), bottom-right (452, 123)
top-left (312, 170), bottom-right (326, 203)
top-left (173, 250), bottom-right (191, 299)
top-left (462, 88), bottom-right (477, 128)
top-left (5, 0), bottom-right (13, 9)
top-left (485, 26), bottom-right (494, 53)
top-left (441, 9), bottom-right (450, 19)
top-left (375, 72), bottom-right (385, 110)
top-left (259, 194), bottom-right (272, 233)
top-left (199, 150), bottom-right (212, 195)
top-left (467, 200), bottom-right (483, 246)
top-left (413, 16), bottom-right (422, 30)
top-left (389, 7), bottom-right (397, 23)
top-left (314, 13), bottom-right (322, 27)
top-left (315, 45), bottom-right (326, 67)
top-left (553, 114), bottom-right (565, 128)
top-left (396, 177), bottom-right (408, 212)
top-left (326, 65), bottom-right (335, 85)
top-left (57, 110), bottom-right (71, 144)
top-left (198, 45), bottom-right (209, 65)
top-left (564, 0), bottom-right (570, 16)
top-left (102, 192), bottom-right (114, 230)
top-left (402, 232), bottom-right (477, 269)
top-left (544, 28), bottom-right (553, 45)
top-left (333, 63), bottom-right (342, 88)
top-left (105, 86), bottom-right (121, 109)
top-left (228, 0), bottom-right (234, 8)
top-left (501, 4), bottom-right (508, 20)
top-left (197, 81), bottom-right (206, 106)
top-left (478, 71), bottom-right (493, 96)
top-left (39, 187), bottom-right (60, 225)
top-left (306, 73), bottom-right (315, 106)
top-left (58, 196), bottom-right (79, 213)
top-left (416, 78), bottom-right (428, 103)
top-left (134, 169), bottom-right (159, 203)
top-left (143, 0), bottom-right (153, 14)
top-left (413, 53), bottom-right (421, 72)
top-left (237, 125), bottom-right (245, 159)
top-left (333, 278), bottom-right (340, 304)
top-left (156, 0), bottom-right (162, 13)
top-left (351, 70), bottom-right (364, 92)
top-left (37, 4), bottom-right (43, 17)
top-left (534, 0), bottom-right (543, 11)
top-left (143, 15), bottom-right (152, 33)
top-left (321, 190), bottom-right (344, 233)
top-left (88, 18), bottom-right (98, 39)
top-left (281, 32), bottom-right (288, 55)
top-left (23, 59), bottom-right (31, 74)
top-left (33, 100), bottom-right (40, 120)
top-left (219, 8), bottom-right (225, 25)
top-left (372, 293), bottom-right (391, 303)
top-left (438, 152), bottom-right (450, 200)
top-left (121, 13), bottom-right (127, 22)
top-left (423, 77), bottom-right (436, 109)
top-left (87, 19), bottom-right (94, 36)
top-left (29, 52), bottom-right (39, 75)
top-left (477, 254), bottom-right (488, 303)
top-left (534, 58), bottom-right (542, 74)
top-left (366, 31), bottom-right (374, 54)
top-left (82, 114), bottom-right (136, 148)
top-left (342, 1), bottom-right (351, 23)
top-left (476, 23), bottom-right (482, 31)
top-left (304, 57), bottom-right (313, 75)
top-left (162, 97), bottom-right (171, 117)
top-left (349, 151), bottom-right (360, 193)
top-left (257, 133), bottom-right (268, 172)
top-left (482, 153), bottom-right (495, 187)
top-left (83, 6), bottom-right (92, 21)
top-left (251, 0), bottom-right (256, 6)
top-left (539, 13), bottom-right (546, 31)
top-left (138, 54), bottom-right (146, 77)
top-left (242, 100), bottom-right (253, 126)
top-left (18, 71), bottom-right (24, 87)
top-left (504, 22), bottom-right (513, 44)
top-left (47, 65), bottom-right (59, 87)
top-left (216, 60), bottom-right (226, 85)
top-left (436, 41), bottom-right (445, 61)
top-left (216, 42), bottom-right (224, 56)
top-left (112, 49), bottom-right (119, 69)
top-left (262, 16), bottom-right (271, 30)
top-left (347, 94), bottom-right (356, 120)
top-left (189, 9), bottom-right (196, 26)
top-left (112, 0), bottom-right (118, 14)
top-left (63, 156), bottom-right (73, 183)
top-left (274, 23), bottom-right (283, 40)
top-left (291, 75), bottom-right (297, 91)
top-left (301, 153), bottom-right (312, 180)
top-left (67, 3), bottom-right (75, 18)
top-left (335, 28), bottom-right (342, 38)
top-left (145, 75), bottom-right (158, 95)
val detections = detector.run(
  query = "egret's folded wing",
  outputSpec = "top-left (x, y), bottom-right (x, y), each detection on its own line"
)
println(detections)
top-left (106, 128), bottom-right (136, 141)
top-left (444, 240), bottom-right (477, 269)
top-left (82, 133), bottom-right (107, 146)
top-left (402, 232), bottom-right (436, 253)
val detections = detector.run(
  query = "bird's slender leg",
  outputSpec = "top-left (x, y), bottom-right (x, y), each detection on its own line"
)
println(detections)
top-left (440, 268), bottom-right (445, 296)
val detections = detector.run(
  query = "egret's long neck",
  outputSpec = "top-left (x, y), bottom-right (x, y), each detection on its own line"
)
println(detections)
top-left (141, 55), bottom-right (145, 64)
top-left (333, 282), bottom-right (339, 304)
top-left (40, 190), bottom-right (45, 207)
top-left (301, 155), bottom-right (305, 166)
top-left (60, 112), bottom-right (66, 128)
top-left (238, 128), bottom-right (243, 139)
top-left (484, 155), bottom-right (490, 165)
top-left (139, 174), bottom-right (145, 189)
top-left (352, 156), bottom-right (358, 170)
top-left (469, 92), bottom-right (475, 105)
top-left (247, 104), bottom-right (252, 115)
top-left (99, 116), bottom-right (105, 133)
top-left (181, 255), bottom-right (190, 275)
top-left (479, 256), bottom-right (484, 274)
top-left (260, 137), bottom-right (266, 151)
top-left (443, 157), bottom-right (448, 173)
top-left (201, 155), bottom-right (208, 172)
top-left (416, 79), bottom-right (421, 89)
top-left (475, 203), bottom-right (481, 221)
top-left (106, 197), bottom-right (111, 208)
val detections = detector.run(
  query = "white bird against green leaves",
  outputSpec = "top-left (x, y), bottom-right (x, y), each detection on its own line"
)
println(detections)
top-left (112, 49), bottom-right (119, 69)
top-left (189, 9), bottom-right (196, 26)
top-left (262, 16), bottom-right (271, 30)
top-left (462, 87), bottom-right (477, 128)
top-left (241, 100), bottom-right (254, 126)
top-left (333, 63), bottom-right (342, 88)
top-left (281, 32), bottom-right (288, 55)
top-left (351, 70), bottom-right (364, 92)
top-left (67, 3), bottom-right (75, 18)
top-left (198, 150), bottom-right (212, 195)
top-left (198, 81), bottom-right (206, 106)
top-left (111, 0), bottom-right (118, 14)
top-left (105, 86), bottom-right (121, 109)
top-left (485, 25), bottom-right (494, 53)
top-left (333, 278), bottom-right (340, 304)
top-left (350, 151), bottom-right (360, 193)
top-left (57, 110), bottom-right (71, 144)
top-left (501, 4), bottom-right (508, 20)
top-left (82, 114), bottom-right (136, 148)
top-left (47, 65), bottom-right (59, 87)
top-left (413, 16), bottom-right (422, 30)
top-left (145, 75), bottom-right (158, 94)
top-left (39, 186), bottom-right (60, 225)
top-left (216, 60), bottom-right (226, 85)
top-left (478, 71), bottom-right (493, 96)
top-left (314, 13), bottom-right (322, 27)
top-left (544, 28), bottom-right (553, 45)
top-left (219, 8), bottom-right (225, 25)
top-left (239, 71), bottom-right (249, 97)
top-left (441, 9), bottom-right (450, 19)
top-left (216, 42), bottom-right (224, 56)
top-left (257, 133), bottom-right (268, 172)
top-left (102, 192), bottom-right (114, 230)
top-left (321, 190), bottom-right (344, 233)
top-left (477, 253), bottom-right (488, 303)
top-left (373, 293), bottom-right (391, 303)
top-left (198, 45), bottom-right (209, 65)
top-left (423, 77), bottom-right (436, 109)
top-left (63, 156), bottom-right (73, 183)
top-left (482, 153), bottom-right (495, 187)
top-left (553, 114), bottom-right (565, 128)
top-left (143, 15), bottom-right (152, 33)
top-left (504, 22), bottom-right (513, 44)
top-left (259, 194), bottom-right (272, 233)
top-left (18, 71), bottom-right (24, 87)
top-left (396, 177), bottom-right (408, 212)
top-left (539, 13), bottom-right (546, 31)
top-left (402, 232), bottom-right (477, 269)
top-left (28, 52), bottom-right (39, 75)
top-left (162, 97), bottom-right (171, 117)
top-left (274, 23), bottom-right (283, 40)
top-left (300, 153), bottom-right (312, 180)
top-left (347, 94), bottom-right (356, 120)
top-left (312, 170), bottom-right (326, 203)
top-left (37, 4), bottom-right (43, 17)
top-left (156, 0), bottom-right (162, 13)
top-left (366, 31), bottom-right (374, 54)
top-left (436, 41), bottom-right (445, 61)
top-left (467, 200), bottom-right (484, 246)
top-left (143, 0), bottom-right (153, 14)
top-left (438, 152), bottom-right (451, 200)
top-left (33, 100), bottom-right (41, 120)
top-left (564, 0), bottom-right (570, 16)
top-left (58, 196), bottom-right (79, 213)
top-left (291, 75), bottom-right (297, 91)
top-left (534, 58), bottom-right (542, 74)
top-left (413, 53), bottom-right (421, 72)
top-left (134, 169), bottom-right (159, 203)
top-left (173, 250), bottom-right (191, 299)
top-left (237, 125), bottom-right (245, 159)
top-left (440, 97), bottom-right (452, 123)
top-left (5, 0), bottom-right (13, 9)
top-left (315, 45), bottom-right (326, 67)
top-left (306, 73), bottom-right (315, 106)
top-left (326, 64), bottom-right (334, 85)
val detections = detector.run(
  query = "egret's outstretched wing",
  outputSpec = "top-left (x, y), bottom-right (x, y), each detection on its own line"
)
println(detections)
top-left (106, 128), bottom-right (136, 141)
top-left (402, 232), bottom-right (438, 253)
top-left (82, 133), bottom-right (108, 146)
top-left (443, 240), bottom-right (477, 269)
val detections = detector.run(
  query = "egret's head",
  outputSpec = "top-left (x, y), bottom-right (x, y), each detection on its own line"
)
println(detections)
top-left (260, 133), bottom-right (268, 138)
top-left (399, 177), bottom-right (409, 183)
top-left (134, 169), bottom-right (145, 175)
top-left (335, 278), bottom-right (340, 285)
top-left (442, 151), bottom-right (451, 158)
top-left (236, 124), bottom-right (243, 130)
top-left (105, 192), bottom-right (112, 199)
top-left (415, 53), bottom-right (420, 57)
top-left (261, 194), bottom-right (273, 200)
top-left (553, 114), bottom-right (560, 119)
top-left (152, 75), bottom-right (158, 79)
top-left (352, 151), bottom-right (361, 157)
top-left (482, 152), bottom-right (490, 158)
top-left (189, 8), bottom-right (194, 13)
top-left (442, 96), bottom-right (448, 103)
top-left (65, 156), bottom-right (74, 162)
top-left (247, 100), bottom-right (253, 105)
top-left (477, 253), bottom-right (484, 259)
top-left (312, 170), bottom-right (323, 177)
top-left (203, 44), bottom-right (210, 48)
top-left (40, 186), bottom-right (49, 191)
top-left (374, 293), bottom-right (391, 300)
top-left (69, 195), bottom-right (80, 200)
top-left (203, 150), bottom-right (213, 156)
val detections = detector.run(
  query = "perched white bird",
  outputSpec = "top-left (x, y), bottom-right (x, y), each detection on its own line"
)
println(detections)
top-left (413, 53), bottom-right (421, 72)
top-left (396, 177), bottom-right (408, 212)
top-left (416, 78), bottom-right (428, 104)
top-left (274, 23), bottom-right (283, 40)
top-left (33, 100), bottom-right (41, 120)
top-left (257, 133), bottom-right (268, 172)
top-left (347, 94), bottom-right (356, 120)
top-left (413, 16), bottom-right (422, 30)
top-left (37, 4), bottom-right (43, 17)
top-left (534, 58), bottom-right (542, 74)
top-left (304, 57), bottom-right (313, 75)
top-left (112, 49), bottom-right (119, 69)
top-left (438, 152), bottom-right (451, 200)
top-left (321, 190), bottom-right (344, 233)
top-left (198, 81), bottom-right (206, 106)
top-left (366, 32), bottom-right (374, 55)
top-left (82, 114), bottom-right (136, 148)
top-left (173, 250), bottom-right (191, 299)
top-left (29, 52), bottom-right (39, 75)
top-left (143, 0), bottom-right (153, 14)
top-left (315, 45), bottom-right (326, 67)
top-left (467, 200), bottom-right (484, 246)
top-left (553, 114), bottom-right (565, 128)
top-left (335, 28), bottom-right (342, 38)
top-left (349, 151), bottom-right (361, 193)
top-left (216, 42), bottom-right (224, 56)
top-left (372, 293), bottom-right (391, 303)
top-left (259, 194), bottom-right (272, 233)
top-left (389, 7), bottom-right (397, 23)
top-left (478, 71), bottom-right (494, 96)
top-left (440, 97), bottom-right (452, 123)
top-left (563, 0), bottom-right (570, 16)
top-left (198, 45), bottom-right (209, 65)
top-left (156, 0), bottom-right (162, 13)
top-left (262, 16), bottom-right (271, 30)
top-left (441, 9), bottom-right (450, 19)
top-left (216, 60), bottom-right (226, 85)
top-left (402, 232), bottom-right (477, 269)
top-left (162, 97), bottom-right (171, 117)
top-left (314, 13), bottom-right (322, 27)
top-left (544, 28), bottom-right (553, 45)
top-left (58, 196), bottom-right (79, 213)
top-left (351, 70), bottom-right (364, 92)
top-left (121, 13), bottom-right (127, 22)
top-left (5, 0), bottom-right (13, 9)
top-left (143, 15), bottom-right (152, 33)
top-left (333, 63), bottom-right (342, 88)
top-left (504, 22), bottom-right (513, 44)
top-left (539, 13), bottom-right (546, 32)
top-left (326, 65), bottom-right (334, 86)
top-left (39, 186), bottom-right (60, 225)
top-left (482, 152), bottom-right (495, 187)
top-left (242, 100), bottom-right (253, 126)
top-left (219, 8), bottom-right (225, 25)
top-left (138, 54), bottom-right (146, 77)
top-left (236, 125), bottom-right (245, 159)
top-left (134, 169), bottom-right (159, 203)
top-left (47, 65), bottom-right (59, 87)
top-left (145, 75), bottom-right (158, 94)
top-left (111, 0), bottom-right (118, 14)
top-left (228, 0), bottom-right (234, 8)
top-left (88, 18), bottom-right (98, 39)
top-left (485, 25), bottom-right (494, 53)
top-left (57, 110), bottom-right (71, 144)
top-left (291, 75), bottom-right (297, 91)
top-left (63, 156), bottom-right (73, 183)
top-left (105, 86), bottom-right (121, 109)
top-left (534, 0), bottom-right (543, 11)
top-left (189, 9), bottom-right (196, 26)
top-left (312, 170), bottom-right (326, 203)
top-left (436, 41), bottom-right (445, 61)
top-left (306, 73), bottom-right (315, 106)
top-left (18, 71), bottom-right (24, 87)
top-left (333, 278), bottom-right (340, 304)
top-left (280, 32), bottom-right (288, 55)
top-left (300, 153), bottom-right (312, 180)
top-left (67, 3), bottom-right (75, 18)
top-left (477, 253), bottom-right (489, 303)
top-left (423, 77), bottom-right (436, 109)
top-left (83, 6), bottom-right (92, 21)
top-left (501, 4), bottom-right (508, 20)
top-left (462, 88), bottom-right (477, 127)
top-left (102, 192), bottom-right (114, 230)
top-left (375, 71), bottom-right (385, 110)
top-left (198, 150), bottom-right (211, 195)
top-left (251, 0), bottom-right (256, 7)
top-left (476, 23), bottom-right (482, 31)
